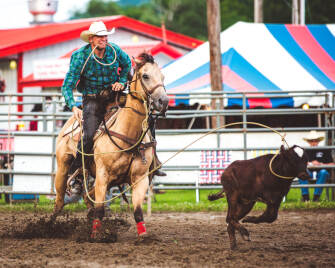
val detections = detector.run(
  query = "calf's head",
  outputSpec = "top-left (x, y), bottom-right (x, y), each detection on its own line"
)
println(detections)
top-left (280, 145), bottom-right (310, 180)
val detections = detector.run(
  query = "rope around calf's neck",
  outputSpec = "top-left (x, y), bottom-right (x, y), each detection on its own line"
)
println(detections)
top-left (79, 121), bottom-right (293, 205)
top-left (269, 153), bottom-right (294, 180)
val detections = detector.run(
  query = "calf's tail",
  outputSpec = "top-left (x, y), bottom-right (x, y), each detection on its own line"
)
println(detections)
top-left (208, 189), bottom-right (225, 201)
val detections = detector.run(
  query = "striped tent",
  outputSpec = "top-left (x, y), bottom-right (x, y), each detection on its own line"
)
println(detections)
top-left (162, 22), bottom-right (335, 108)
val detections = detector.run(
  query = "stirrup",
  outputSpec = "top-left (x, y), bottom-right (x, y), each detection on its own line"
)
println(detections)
top-left (66, 168), bottom-right (88, 195)
top-left (66, 168), bottom-right (82, 189)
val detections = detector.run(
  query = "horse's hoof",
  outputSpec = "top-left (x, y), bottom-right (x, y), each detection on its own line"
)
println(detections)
top-left (138, 231), bottom-right (148, 237)
top-left (50, 209), bottom-right (62, 221)
top-left (90, 230), bottom-right (98, 240)
top-left (230, 242), bottom-right (237, 250)
top-left (134, 232), bottom-right (150, 245)
top-left (50, 214), bottom-right (57, 222)
top-left (241, 234), bottom-right (251, 241)
top-left (87, 208), bottom-right (95, 220)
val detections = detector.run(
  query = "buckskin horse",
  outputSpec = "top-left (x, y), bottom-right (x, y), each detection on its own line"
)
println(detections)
top-left (52, 53), bottom-right (169, 239)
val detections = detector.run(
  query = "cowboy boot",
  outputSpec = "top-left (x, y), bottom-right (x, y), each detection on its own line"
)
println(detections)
top-left (153, 149), bottom-right (166, 177)
top-left (313, 195), bottom-right (320, 202)
top-left (302, 194), bottom-right (310, 202)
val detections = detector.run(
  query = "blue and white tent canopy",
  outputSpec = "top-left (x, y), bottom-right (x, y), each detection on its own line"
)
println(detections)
top-left (162, 22), bottom-right (335, 108)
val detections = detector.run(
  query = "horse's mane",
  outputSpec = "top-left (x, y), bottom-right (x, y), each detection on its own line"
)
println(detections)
top-left (135, 52), bottom-right (155, 70)
top-left (137, 52), bottom-right (155, 64)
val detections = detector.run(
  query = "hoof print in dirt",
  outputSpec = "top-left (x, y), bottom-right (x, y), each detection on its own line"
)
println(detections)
top-left (134, 234), bottom-right (160, 245)
top-left (89, 226), bottom-right (118, 243)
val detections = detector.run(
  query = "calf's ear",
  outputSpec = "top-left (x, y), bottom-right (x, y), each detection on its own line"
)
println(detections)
top-left (280, 145), bottom-right (286, 153)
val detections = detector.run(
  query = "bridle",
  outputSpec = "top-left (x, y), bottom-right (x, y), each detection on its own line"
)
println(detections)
top-left (127, 66), bottom-right (166, 115)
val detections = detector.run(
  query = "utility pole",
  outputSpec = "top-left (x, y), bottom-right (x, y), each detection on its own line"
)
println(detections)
top-left (254, 0), bottom-right (263, 23)
top-left (300, 0), bottom-right (305, 25)
top-left (206, 0), bottom-right (224, 128)
top-left (292, 0), bottom-right (299, 24)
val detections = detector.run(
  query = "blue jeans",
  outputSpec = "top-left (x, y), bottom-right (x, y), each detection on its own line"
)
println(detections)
top-left (299, 169), bottom-right (329, 196)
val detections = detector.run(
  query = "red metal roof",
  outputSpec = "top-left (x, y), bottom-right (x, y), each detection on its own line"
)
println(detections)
top-left (0, 15), bottom-right (203, 58)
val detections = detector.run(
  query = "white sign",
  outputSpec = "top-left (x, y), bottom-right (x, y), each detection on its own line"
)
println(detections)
top-left (33, 58), bottom-right (70, 80)
top-left (13, 136), bottom-right (53, 193)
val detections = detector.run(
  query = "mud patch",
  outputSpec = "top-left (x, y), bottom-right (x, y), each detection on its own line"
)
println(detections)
top-left (0, 213), bottom-right (131, 243)
top-left (134, 233), bottom-right (162, 246)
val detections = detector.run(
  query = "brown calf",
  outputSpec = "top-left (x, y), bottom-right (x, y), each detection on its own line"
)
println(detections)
top-left (208, 145), bottom-right (310, 249)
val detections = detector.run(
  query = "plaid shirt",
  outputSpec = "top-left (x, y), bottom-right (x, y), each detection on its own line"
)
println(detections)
top-left (61, 43), bottom-right (131, 110)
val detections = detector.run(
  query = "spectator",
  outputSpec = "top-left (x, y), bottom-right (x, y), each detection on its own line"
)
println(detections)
top-left (0, 70), bottom-right (5, 93)
top-left (44, 96), bottom-right (54, 114)
top-left (299, 130), bottom-right (335, 202)
top-left (0, 154), bottom-right (14, 203)
top-left (0, 71), bottom-right (6, 101)
top-left (29, 103), bottom-right (42, 131)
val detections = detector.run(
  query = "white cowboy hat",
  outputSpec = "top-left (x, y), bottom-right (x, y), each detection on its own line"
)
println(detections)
top-left (80, 21), bottom-right (115, 43)
top-left (303, 130), bottom-right (325, 142)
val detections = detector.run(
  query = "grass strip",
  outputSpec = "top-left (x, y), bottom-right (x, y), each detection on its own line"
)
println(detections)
top-left (1, 188), bottom-right (335, 213)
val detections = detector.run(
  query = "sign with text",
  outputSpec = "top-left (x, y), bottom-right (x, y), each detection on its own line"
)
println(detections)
top-left (33, 58), bottom-right (70, 80)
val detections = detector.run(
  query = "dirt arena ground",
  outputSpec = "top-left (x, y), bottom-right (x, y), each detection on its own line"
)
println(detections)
top-left (0, 209), bottom-right (334, 267)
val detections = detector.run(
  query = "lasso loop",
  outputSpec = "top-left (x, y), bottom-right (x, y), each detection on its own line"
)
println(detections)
top-left (91, 44), bottom-right (117, 66)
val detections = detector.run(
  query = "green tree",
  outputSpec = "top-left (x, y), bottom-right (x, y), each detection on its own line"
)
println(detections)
top-left (159, 0), bottom-right (207, 40)
top-left (220, 0), bottom-right (253, 30)
top-left (71, 0), bottom-right (161, 27)
top-left (71, 0), bottom-right (121, 18)
top-left (305, 0), bottom-right (335, 24)
top-left (70, 0), bottom-right (335, 41)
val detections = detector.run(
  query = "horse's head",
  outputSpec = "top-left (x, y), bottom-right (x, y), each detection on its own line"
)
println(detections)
top-left (133, 53), bottom-right (169, 116)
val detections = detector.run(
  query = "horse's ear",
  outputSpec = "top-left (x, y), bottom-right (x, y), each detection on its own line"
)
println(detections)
top-left (133, 57), bottom-right (142, 69)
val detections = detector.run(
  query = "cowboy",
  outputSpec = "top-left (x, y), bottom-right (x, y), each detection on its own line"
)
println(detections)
top-left (62, 21), bottom-right (165, 195)
top-left (299, 130), bottom-right (335, 202)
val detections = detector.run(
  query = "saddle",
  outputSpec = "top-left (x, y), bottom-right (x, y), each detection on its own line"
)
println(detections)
top-left (62, 106), bottom-right (121, 142)
top-left (62, 101), bottom-right (156, 163)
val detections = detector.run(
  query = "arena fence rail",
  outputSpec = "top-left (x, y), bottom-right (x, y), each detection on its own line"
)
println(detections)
top-left (0, 90), bottom-right (334, 205)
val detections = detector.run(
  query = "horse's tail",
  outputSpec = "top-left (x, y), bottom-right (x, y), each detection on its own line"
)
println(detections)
top-left (208, 189), bottom-right (225, 201)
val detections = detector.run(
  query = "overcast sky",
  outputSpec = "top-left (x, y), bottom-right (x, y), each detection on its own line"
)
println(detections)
top-left (0, 0), bottom-right (90, 29)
